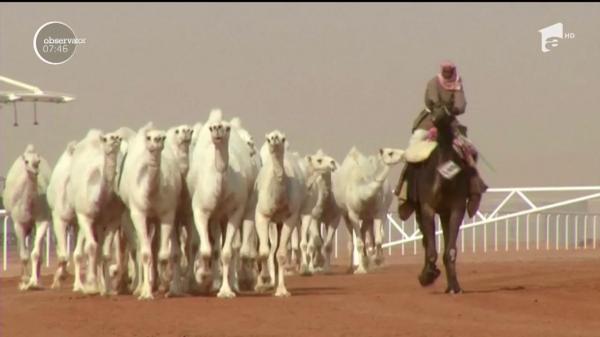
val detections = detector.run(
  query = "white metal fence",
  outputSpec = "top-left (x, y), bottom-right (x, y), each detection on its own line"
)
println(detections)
top-left (381, 186), bottom-right (600, 256)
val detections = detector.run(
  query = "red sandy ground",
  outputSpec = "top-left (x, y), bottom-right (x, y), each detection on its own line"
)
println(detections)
top-left (2, 251), bottom-right (600, 337)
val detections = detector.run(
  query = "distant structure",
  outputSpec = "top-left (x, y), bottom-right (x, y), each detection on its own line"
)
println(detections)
top-left (0, 75), bottom-right (75, 126)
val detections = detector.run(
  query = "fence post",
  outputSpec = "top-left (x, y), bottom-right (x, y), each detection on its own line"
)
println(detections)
top-left (505, 218), bottom-right (509, 252)
top-left (526, 214), bottom-right (530, 250)
top-left (594, 216), bottom-right (597, 249)
top-left (536, 214), bottom-right (540, 250)
top-left (401, 220), bottom-right (405, 256)
top-left (556, 214), bottom-right (560, 250)
top-left (494, 219), bottom-right (498, 252)
top-left (546, 214), bottom-right (550, 250)
top-left (413, 218), bottom-right (417, 256)
top-left (334, 227), bottom-right (338, 259)
top-left (484, 214), bottom-right (488, 253)
top-left (472, 217), bottom-right (476, 253)
top-left (584, 215), bottom-right (588, 250)
top-left (46, 226), bottom-right (50, 267)
top-left (461, 219), bottom-right (465, 253)
top-left (565, 215), bottom-right (569, 250)
top-left (516, 216), bottom-right (520, 251)
top-left (575, 215), bottom-right (579, 250)
top-left (3, 215), bottom-right (8, 271)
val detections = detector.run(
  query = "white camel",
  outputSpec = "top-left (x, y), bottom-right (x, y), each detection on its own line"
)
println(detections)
top-left (187, 109), bottom-right (254, 298)
top-left (47, 141), bottom-right (78, 289)
top-left (3, 145), bottom-right (51, 290)
top-left (333, 147), bottom-right (404, 274)
top-left (117, 122), bottom-right (182, 299)
top-left (66, 129), bottom-right (122, 294)
top-left (164, 124), bottom-right (194, 292)
top-left (230, 117), bottom-right (261, 291)
top-left (254, 130), bottom-right (306, 297)
top-left (296, 149), bottom-right (338, 275)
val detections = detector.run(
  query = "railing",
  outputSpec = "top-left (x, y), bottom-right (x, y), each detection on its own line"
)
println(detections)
top-left (380, 186), bottom-right (600, 256)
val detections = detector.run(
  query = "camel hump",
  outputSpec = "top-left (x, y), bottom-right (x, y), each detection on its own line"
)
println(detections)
top-left (208, 108), bottom-right (223, 122)
top-left (66, 141), bottom-right (77, 154)
top-left (230, 117), bottom-right (242, 129)
top-left (24, 144), bottom-right (36, 153)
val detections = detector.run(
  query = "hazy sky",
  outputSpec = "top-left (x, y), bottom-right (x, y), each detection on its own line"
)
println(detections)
top-left (1, 3), bottom-right (599, 189)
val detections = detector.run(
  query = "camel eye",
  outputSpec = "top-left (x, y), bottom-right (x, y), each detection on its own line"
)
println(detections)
top-left (388, 151), bottom-right (394, 157)
top-left (146, 136), bottom-right (151, 141)
top-left (225, 126), bottom-right (230, 132)
top-left (25, 160), bottom-right (29, 164)
top-left (175, 130), bottom-right (179, 134)
top-left (317, 158), bottom-right (322, 164)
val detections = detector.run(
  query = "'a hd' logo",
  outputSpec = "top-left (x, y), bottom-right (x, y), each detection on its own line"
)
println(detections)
top-left (538, 23), bottom-right (575, 53)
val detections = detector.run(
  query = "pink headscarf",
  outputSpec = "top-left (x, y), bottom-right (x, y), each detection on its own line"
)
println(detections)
top-left (437, 61), bottom-right (463, 91)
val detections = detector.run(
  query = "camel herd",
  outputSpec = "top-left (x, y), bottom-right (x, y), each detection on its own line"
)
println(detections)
top-left (2, 109), bottom-right (405, 299)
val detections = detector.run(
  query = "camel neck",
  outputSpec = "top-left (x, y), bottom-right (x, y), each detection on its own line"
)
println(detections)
top-left (175, 144), bottom-right (190, 176)
top-left (214, 143), bottom-right (228, 173)
top-left (374, 162), bottom-right (391, 184)
top-left (270, 151), bottom-right (285, 179)
top-left (104, 151), bottom-right (118, 185)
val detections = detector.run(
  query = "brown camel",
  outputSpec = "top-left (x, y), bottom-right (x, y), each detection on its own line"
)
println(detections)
top-left (401, 113), bottom-right (475, 294)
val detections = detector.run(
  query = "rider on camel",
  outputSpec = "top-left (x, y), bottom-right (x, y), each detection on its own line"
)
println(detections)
top-left (395, 61), bottom-right (488, 219)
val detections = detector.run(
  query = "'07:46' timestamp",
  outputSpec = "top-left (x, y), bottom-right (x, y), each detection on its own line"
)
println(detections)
top-left (42, 44), bottom-right (70, 53)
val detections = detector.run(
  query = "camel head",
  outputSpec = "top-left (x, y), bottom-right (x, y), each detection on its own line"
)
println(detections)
top-left (21, 144), bottom-right (41, 177)
top-left (168, 124), bottom-right (193, 149)
top-left (378, 148), bottom-right (405, 166)
top-left (207, 120), bottom-right (231, 147)
top-left (238, 128), bottom-right (257, 156)
top-left (143, 129), bottom-right (166, 165)
top-left (265, 130), bottom-right (286, 155)
top-left (307, 149), bottom-right (337, 173)
top-left (101, 132), bottom-right (123, 156)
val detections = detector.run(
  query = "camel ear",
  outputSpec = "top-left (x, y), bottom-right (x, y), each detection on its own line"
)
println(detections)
top-left (265, 134), bottom-right (270, 142)
top-left (306, 155), bottom-right (312, 164)
top-left (330, 160), bottom-right (338, 171)
top-left (379, 148), bottom-right (384, 156)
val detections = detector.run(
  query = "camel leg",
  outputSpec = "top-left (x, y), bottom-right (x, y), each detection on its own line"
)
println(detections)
top-left (442, 209), bottom-right (464, 294)
top-left (343, 215), bottom-right (356, 273)
top-left (72, 227), bottom-right (85, 292)
top-left (76, 215), bottom-right (99, 295)
top-left (362, 219), bottom-right (375, 269)
top-left (307, 218), bottom-right (322, 273)
top-left (275, 219), bottom-right (295, 297)
top-left (289, 225), bottom-right (300, 274)
top-left (157, 212), bottom-right (176, 295)
top-left (14, 222), bottom-right (30, 290)
top-left (167, 222), bottom-right (184, 297)
top-left (416, 206), bottom-right (440, 287)
top-left (267, 223), bottom-right (278, 288)
top-left (96, 224), bottom-right (110, 296)
top-left (348, 212), bottom-right (367, 274)
top-left (239, 217), bottom-right (257, 291)
top-left (254, 212), bottom-right (271, 292)
top-left (230, 228), bottom-right (241, 293)
top-left (192, 210), bottom-right (212, 290)
top-left (322, 215), bottom-right (340, 274)
top-left (217, 210), bottom-right (243, 298)
top-left (299, 215), bottom-right (311, 275)
top-left (184, 221), bottom-right (199, 293)
top-left (26, 219), bottom-right (49, 290)
top-left (373, 215), bottom-right (385, 266)
top-left (51, 217), bottom-right (70, 289)
top-left (209, 222), bottom-right (223, 293)
top-left (130, 209), bottom-right (153, 300)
